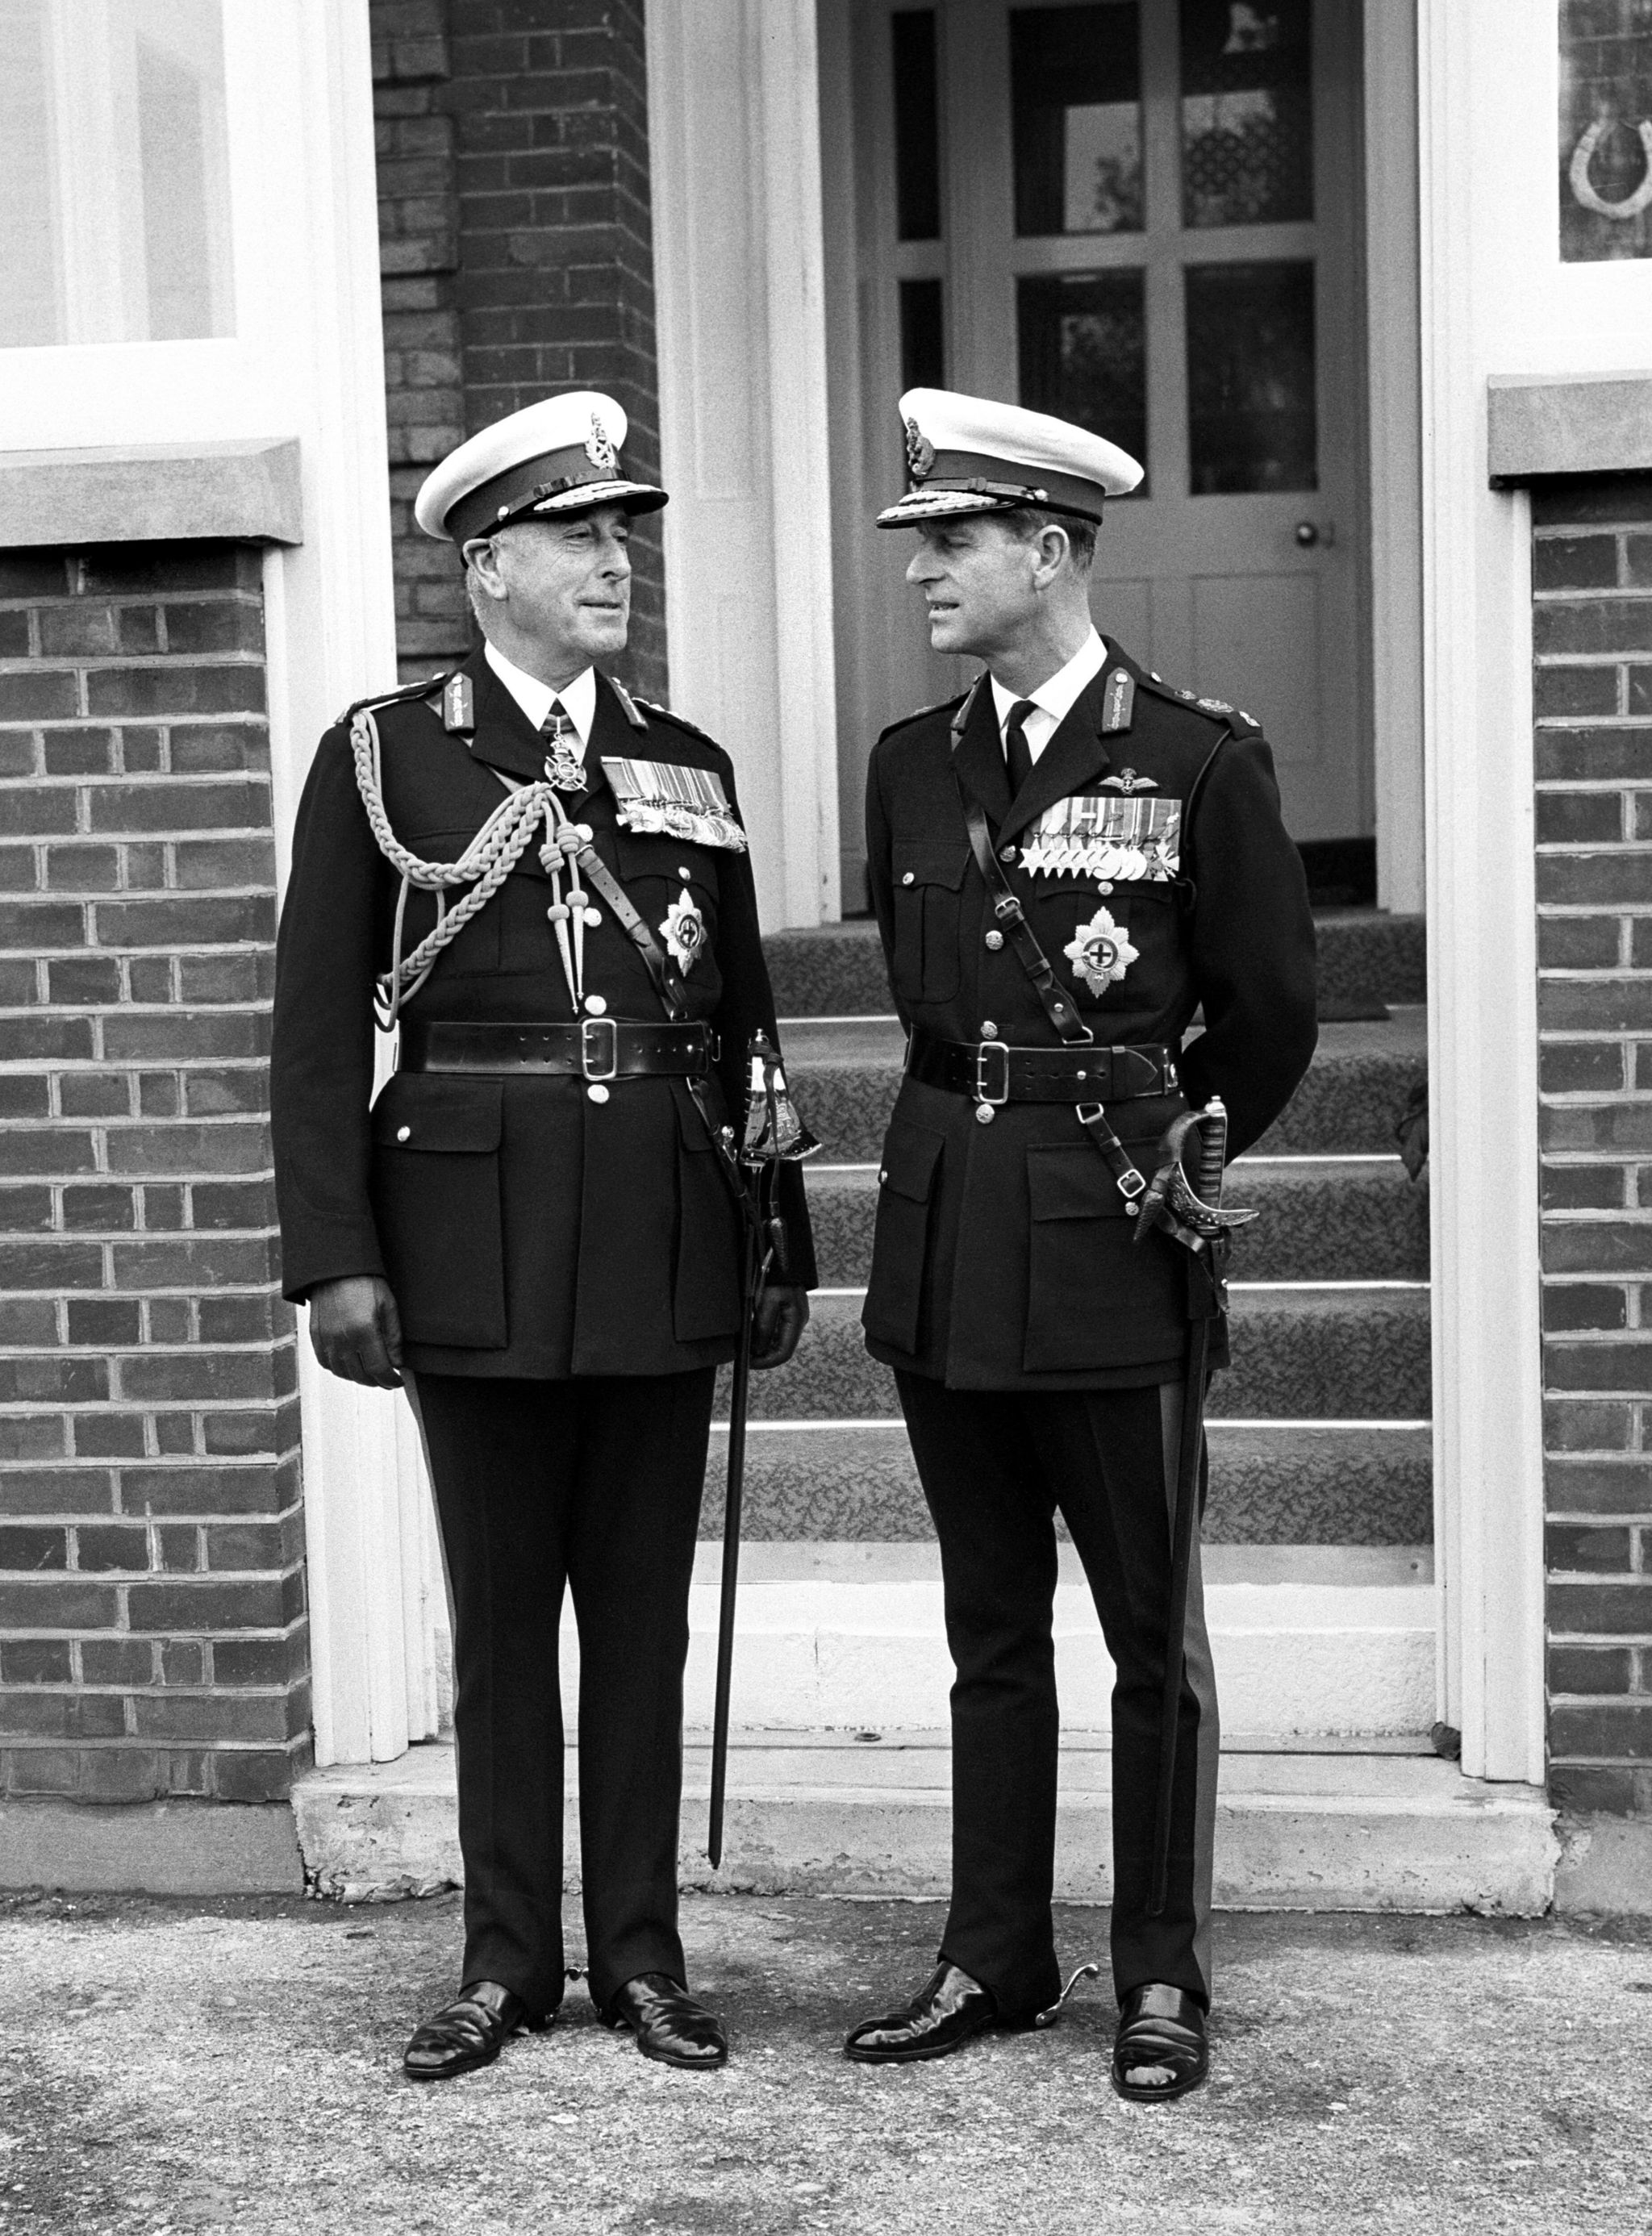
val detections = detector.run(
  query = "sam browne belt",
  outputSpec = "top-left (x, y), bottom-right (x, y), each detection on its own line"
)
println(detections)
top-left (399, 1016), bottom-right (715, 1081)
top-left (906, 1027), bottom-right (1176, 1107)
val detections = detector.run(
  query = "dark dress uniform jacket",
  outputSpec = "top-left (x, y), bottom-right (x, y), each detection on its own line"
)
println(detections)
top-left (272, 649), bottom-right (816, 1377)
top-left (862, 643), bottom-right (1316, 1391)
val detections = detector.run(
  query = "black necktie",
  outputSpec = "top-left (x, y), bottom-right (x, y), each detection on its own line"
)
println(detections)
top-left (1004, 699), bottom-right (1037, 794)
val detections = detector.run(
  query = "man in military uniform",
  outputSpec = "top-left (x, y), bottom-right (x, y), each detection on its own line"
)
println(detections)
top-left (843, 390), bottom-right (1316, 2097)
top-left (271, 391), bottom-right (815, 2080)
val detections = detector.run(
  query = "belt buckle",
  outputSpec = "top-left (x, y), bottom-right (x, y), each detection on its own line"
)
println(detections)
top-left (581, 1016), bottom-right (618, 1080)
top-left (975, 1040), bottom-right (1010, 1106)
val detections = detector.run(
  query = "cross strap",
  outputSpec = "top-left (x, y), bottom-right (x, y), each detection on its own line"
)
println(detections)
top-left (565, 836), bottom-right (690, 1023)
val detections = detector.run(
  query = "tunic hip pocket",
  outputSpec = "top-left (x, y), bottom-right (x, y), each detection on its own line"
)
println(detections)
top-left (369, 1077), bottom-right (507, 1348)
top-left (1022, 1141), bottom-right (1182, 1371)
top-left (674, 1095), bottom-right (743, 1341)
top-left (863, 1120), bottom-right (945, 1355)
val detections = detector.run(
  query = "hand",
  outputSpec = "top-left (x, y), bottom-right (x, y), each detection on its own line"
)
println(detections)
top-left (307, 1274), bottom-right (404, 1388)
top-left (750, 1283), bottom-right (810, 1370)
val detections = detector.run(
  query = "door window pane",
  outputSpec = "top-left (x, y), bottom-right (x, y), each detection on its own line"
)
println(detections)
top-left (899, 278), bottom-right (945, 390)
top-left (892, 10), bottom-right (942, 242)
top-left (1180, 0), bottom-right (1312, 229)
top-left (1017, 269), bottom-right (1148, 490)
top-left (1012, 4), bottom-right (1143, 237)
top-left (0, 0), bottom-right (234, 348)
top-left (1185, 260), bottom-right (1316, 494)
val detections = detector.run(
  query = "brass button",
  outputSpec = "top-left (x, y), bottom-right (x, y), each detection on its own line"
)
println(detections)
top-left (1098, 882), bottom-right (1112, 895)
top-left (395, 1124), bottom-right (411, 1143)
top-left (901, 871), bottom-right (916, 886)
top-left (587, 1083), bottom-right (610, 1104)
top-left (981, 1022), bottom-right (999, 1039)
top-left (584, 994), bottom-right (607, 1015)
top-left (999, 845), bottom-right (1016, 862)
top-left (985, 930), bottom-right (1003, 950)
top-left (678, 866), bottom-right (692, 879)
top-left (878, 1168), bottom-right (888, 1183)
top-left (583, 907), bottom-right (602, 927)
top-left (974, 1103), bottom-right (995, 1124)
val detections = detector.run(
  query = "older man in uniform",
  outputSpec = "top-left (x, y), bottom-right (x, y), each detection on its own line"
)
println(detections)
top-left (271, 391), bottom-right (814, 2080)
top-left (844, 391), bottom-right (1316, 2098)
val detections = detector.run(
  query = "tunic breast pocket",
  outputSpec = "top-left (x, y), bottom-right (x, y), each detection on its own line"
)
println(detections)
top-left (398, 830), bottom-right (503, 976)
top-left (369, 1076), bottom-right (507, 1348)
top-left (890, 845), bottom-right (967, 1005)
top-left (613, 833), bottom-right (722, 982)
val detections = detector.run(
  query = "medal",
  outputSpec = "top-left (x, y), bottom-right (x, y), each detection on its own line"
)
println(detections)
top-left (1064, 906), bottom-right (1139, 996)
top-left (1020, 794), bottom-right (1181, 881)
top-left (602, 756), bottom-right (748, 852)
top-left (542, 707), bottom-right (589, 794)
top-left (661, 886), bottom-right (707, 973)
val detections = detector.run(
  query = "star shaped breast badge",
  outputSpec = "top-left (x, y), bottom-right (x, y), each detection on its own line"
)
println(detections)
top-left (1064, 906), bottom-right (1138, 996)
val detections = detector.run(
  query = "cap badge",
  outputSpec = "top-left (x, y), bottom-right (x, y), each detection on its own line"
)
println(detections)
top-left (585, 415), bottom-right (619, 473)
top-left (1100, 767), bottom-right (1157, 794)
top-left (904, 419), bottom-right (936, 482)
top-left (661, 886), bottom-right (708, 974)
top-left (1064, 905), bottom-right (1139, 998)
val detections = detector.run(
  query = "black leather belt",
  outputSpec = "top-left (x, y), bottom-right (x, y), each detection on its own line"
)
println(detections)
top-left (906, 1027), bottom-right (1176, 1105)
top-left (399, 1016), bottom-right (715, 1081)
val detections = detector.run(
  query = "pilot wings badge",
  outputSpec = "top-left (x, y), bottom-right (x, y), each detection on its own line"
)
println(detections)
top-left (1064, 906), bottom-right (1138, 997)
top-left (661, 886), bottom-right (708, 973)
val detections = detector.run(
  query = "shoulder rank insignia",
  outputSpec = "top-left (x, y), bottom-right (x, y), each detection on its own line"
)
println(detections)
top-left (1101, 668), bottom-right (1136, 733)
top-left (1194, 694), bottom-right (1233, 715)
top-left (332, 674), bottom-right (448, 731)
top-left (1099, 766), bottom-right (1157, 794)
top-left (605, 675), bottom-right (649, 730)
top-left (603, 755), bottom-right (747, 852)
top-left (442, 673), bottom-right (474, 734)
top-left (632, 695), bottom-right (720, 750)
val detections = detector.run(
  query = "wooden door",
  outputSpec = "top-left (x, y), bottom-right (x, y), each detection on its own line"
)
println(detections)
top-left (836, 0), bottom-right (1370, 866)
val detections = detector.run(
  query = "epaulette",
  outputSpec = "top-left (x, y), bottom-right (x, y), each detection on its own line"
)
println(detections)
top-left (1134, 670), bottom-right (1262, 732)
top-left (332, 672), bottom-right (450, 732)
top-left (878, 689), bottom-right (970, 742)
top-left (632, 695), bottom-right (723, 751)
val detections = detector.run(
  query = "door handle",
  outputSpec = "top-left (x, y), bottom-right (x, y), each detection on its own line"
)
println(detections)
top-left (1294, 519), bottom-right (1334, 548)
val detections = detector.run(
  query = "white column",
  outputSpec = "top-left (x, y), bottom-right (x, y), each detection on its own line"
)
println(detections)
top-left (645, 0), bottom-right (842, 928)
top-left (1415, 0), bottom-right (1546, 1787)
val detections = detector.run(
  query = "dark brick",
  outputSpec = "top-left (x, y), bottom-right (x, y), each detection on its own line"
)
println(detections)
top-left (0, 1073), bottom-right (48, 1120)
top-left (1547, 1580), bottom-right (1652, 1632)
top-left (152, 1413), bottom-right (195, 1456)
top-left (1536, 725), bottom-right (1652, 781)
top-left (1541, 1220), bottom-right (1652, 1274)
top-left (0, 615), bottom-right (34, 656)
top-left (40, 727), bottom-right (116, 775)
top-left (75, 1525), bottom-right (150, 1572)
top-left (66, 1298), bottom-right (141, 1345)
top-left (1538, 916), bottom-right (1624, 969)
top-left (91, 895), bottom-right (274, 947)
top-left (1537, 1038), bottom-right (1625, 1093)
top-left (131, 1692), bottom-right (298, 1744)
top-left (70, 1749), bottom-right (164, 1802)
top-left (161, 603), bottom-right (265, 657)
top-left (0, 1357), bottom-right (106, 1404)
top-left (1545, 1338), bottom-right (1652, 1390)
top-left (184, 1070), bottom-right (272, 1119)
top-left (173, 837), bottom-right (277, 890)
top-left (0, 1300), bottom-right (58, 1345)
top-left (0, 554), bottom-right (69, 596)
top-left (0, 1526), bottom-right (66, 1572)
top-left (137, 1185), bottom-right (185, 1229)
top-left (0, 1420), bottom-right (68, 1464)
top-left (0, 789), bottom-right (75, 837)
top-left (0, 670), bottom-right (78, 721)
top-left (1546, 1521), bottom-right (1634, 1571)
top-left (1541, 1102), bottom-right (1652, 1152)
top-left (0, 1187), bottom-right (54, 1233)
top-left (1541, 1164), bottom-right (1622, 1215)
top-left (1547, 1642), bottom-right (1635, 1694)
top-left (0, 899), bottom-right (83, 949)
top-left (1535, 602), bottom-right (1652, 656)
top-left (0, 846), bottom-right (36, 892)
top-left (1543, 1283), bottom-right (1628, 1332)
top-left (0, 1015), bottom-right (93, 1062)
top-left (1536, 535), bottom-right (1621, 590)
top-left (1549, 1702), bottom-right (1652, 1758)
top-left (1543, 1397), bottom-right (1634, 1451)
top-left (48, 957), bottom-right (123, 1007)
top-left (44, 845), bottom-right (122, 892)
top-left (146, 1299), bottom-right (191, 1344)
top-left (109, 1235), bottom-right (280, 1291)
top-left (198, 1294), bottom-right (291, 1345)
top-left (0, 1748), bottom-right (81, 1796)
top-left (0, 1640), bottom-right (72, 1683)
top-left (104, 1123), bottom-right (269, 1178)
top-left (178, 952), bottom-right (274, 1004)
top-left (214, 1635), bottom-right (302, 1686)
top-left (0, 958), bottom-right (37, 1000)
top-left (86, 779), bottom-right (269, 835)
top-left (60, 1185), bottom-right (137, 1232)
top-left (160, 1641), bottom-right (202, 1686)
top-left (190, 1180), bottom-right (279, 1230)
top-left (1537, 853), bottom-right (1652, 907)
top-left (0, 1579), bottom-right (118, 1626)
top-left (80, 1638), bottom-right (154, 1685)
top-left (1632, 669), bottom-right (1652, 717)
top-left (137, 1073), bottom-right (179, 1117)
top-left (169, 725), bottom-right (270, 775)
top-left (156, 1525), bottom-right (198, 1572)
top-left (121, 1352), bottom-right (284, 1404)
top-left (0, 1240), bottom-right (106, 1289)
top-left (102, 1012), bottom-right (269, 1062)
top-left (119, 727), bottom-right (165, 774)
top-left (0, 1695), bottom-right (125, 1741)
top-left (79, 544), bottom-right (260, 594)
top-left (126, 1578), bottom-right (287, 1630)
top-left (1536, 789), bottom-right (1627, 844)
top-left (71, 1415), bottom-right (147, 1459)
top-left (126, 957), bottom-right (174, 1002)
top-left (119, 1461), bottom-right (297, 1519)
top-left (86, 666), bottom-right (265, 720)
top-left (122, 844), bottom-right (168, 891)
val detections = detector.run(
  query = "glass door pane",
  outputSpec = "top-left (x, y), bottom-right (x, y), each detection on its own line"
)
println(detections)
top-left (1179, 0), bottom-right (1313, 229)
top-left (1010, 2), bottom-right (1145, 236)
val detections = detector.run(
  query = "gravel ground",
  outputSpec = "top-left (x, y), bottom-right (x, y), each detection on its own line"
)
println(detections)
top-left (2, 1892), bottom-right (1650, 2235)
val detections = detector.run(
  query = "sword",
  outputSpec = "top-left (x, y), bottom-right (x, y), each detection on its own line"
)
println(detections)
top-left (706, 1033), bottom-right (818, 1871)
top-left (1134, 1097), bottom-right (1249, 1917)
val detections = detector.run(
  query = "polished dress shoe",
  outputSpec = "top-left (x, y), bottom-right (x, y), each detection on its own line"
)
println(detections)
top-left (403, 1979), bottom-right (549, 2081)
top-left (1111, 1983), bottom-right (1209, 2102)
top-left (603, 1971), bottom-right (728, 2070)
top-left (844, 1960), bottom-right (1000, 2063)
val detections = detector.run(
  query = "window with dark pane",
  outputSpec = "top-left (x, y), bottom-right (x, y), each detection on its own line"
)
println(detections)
top-left (892, 10), bottom-right (942, 242)
top-left (1185, 261), bottom-right (1316, 494)
top-left (1017, 270), bottom-right (1148, 490)
top-left (1011, 4), bottom-right (1143, 237)
top-left (899, 278), bottom-right (945, 390)
top-left (1180, 0), bottom-right (1312, 229)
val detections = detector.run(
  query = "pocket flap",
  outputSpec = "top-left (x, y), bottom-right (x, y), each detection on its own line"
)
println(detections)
top-left (880, 1122), bottom-right (944, 1203)
top-left (892, 841), bottom-right (967, 891)
top-left (614, 832), bottom-right (720, 895)
top-left (372, 1077), bottom-right (503, 1153)
top-left (1027, 1144), bottom-right (1138, 1220)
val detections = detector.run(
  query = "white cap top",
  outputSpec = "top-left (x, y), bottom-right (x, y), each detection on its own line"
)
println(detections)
top-left (877, 387), bottom-right (1143, 527)
top-left (414, 390), bottom-right (667, 544)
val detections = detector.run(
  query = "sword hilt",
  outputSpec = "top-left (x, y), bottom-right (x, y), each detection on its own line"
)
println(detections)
top-left (1195, 1096), bottom-right (1227, 1208)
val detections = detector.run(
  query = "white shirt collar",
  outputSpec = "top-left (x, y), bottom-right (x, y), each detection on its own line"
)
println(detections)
top-left (990, 628), bottom-right (1108, 761)
top-left (484, 642), bottom-right (598, 745)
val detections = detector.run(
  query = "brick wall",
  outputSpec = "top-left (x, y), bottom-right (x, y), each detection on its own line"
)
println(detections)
top-left (0, 547), bottom-right (308, 1807)
top-left (372, 0), bottom-right (669, 699)
top-left (1532, 474), bottom-right (1652, 1817)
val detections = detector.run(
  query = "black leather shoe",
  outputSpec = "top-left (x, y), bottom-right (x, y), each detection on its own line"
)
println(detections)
top-left (844, 1961), bottom-right (1000, 2064)
top-left (603, 1971), bottom-right (728, 2070)
top-left (1111, 1983), bottom-right (1209, 2102)
top-left (402, 1979), bottom-right (549, 2081)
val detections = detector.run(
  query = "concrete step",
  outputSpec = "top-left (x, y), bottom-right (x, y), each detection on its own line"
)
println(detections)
top-left (726, 1287), bottom-right (1433, 1425)
top-left (780, 1010), bottom-right (1428, 1163)
top-left (765, 911), bottom-right (1426, 1019)
top-left (806, 1153), bottom-right (1428, 1287)
top-left (703, 1420), bottom-right (1433, 1546)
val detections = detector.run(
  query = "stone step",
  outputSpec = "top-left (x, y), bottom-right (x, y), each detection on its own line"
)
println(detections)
top-left (780, 1010), bottom-right (1428, 1163)
top-left (725, 1287), bottom-right (1433, 1425)
top-left (701, 1420), bottom-right (1433, 1546)
top-left (764, 911), bottom-right (1426, 1018)
top-left (805, 1153), bottom-right (1428, 1287)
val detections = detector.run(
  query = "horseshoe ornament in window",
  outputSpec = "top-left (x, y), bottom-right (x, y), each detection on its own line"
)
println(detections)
top-left (1569, 117), bottom-right (1652, 221)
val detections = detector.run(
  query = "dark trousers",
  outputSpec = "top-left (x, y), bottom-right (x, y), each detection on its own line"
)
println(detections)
top-left (894, 1371), bottom-right (1219, 2017)
top-left (408, 1368), bottom-right (715, 2017)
